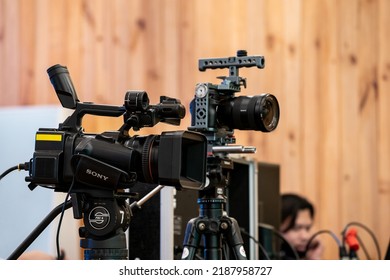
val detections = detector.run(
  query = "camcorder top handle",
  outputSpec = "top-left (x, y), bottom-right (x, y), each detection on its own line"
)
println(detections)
top-left (48, 64), bottom-right (129, 134)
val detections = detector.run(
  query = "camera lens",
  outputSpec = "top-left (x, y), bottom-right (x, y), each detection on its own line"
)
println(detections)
top-left (124, 131), bottom-right (207, 190)
top-left (124, 135), bottom-right (158, 183)
top-left (217, 94), bottom-right (279, 132)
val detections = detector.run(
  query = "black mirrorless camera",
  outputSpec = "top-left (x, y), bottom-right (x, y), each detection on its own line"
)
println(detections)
top-left (189, 50), bottom-right (279, 150)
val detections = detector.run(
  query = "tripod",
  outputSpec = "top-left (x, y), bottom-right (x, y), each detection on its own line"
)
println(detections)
top-left (181, 156), bottom-right (247, 260)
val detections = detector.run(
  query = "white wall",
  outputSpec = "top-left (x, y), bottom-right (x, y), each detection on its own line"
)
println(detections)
top-left (0, 106), bottom-right (79, 259)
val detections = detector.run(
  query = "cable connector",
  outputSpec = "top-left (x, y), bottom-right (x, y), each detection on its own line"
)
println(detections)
top-left (18, 162), bottom-right (30, 171)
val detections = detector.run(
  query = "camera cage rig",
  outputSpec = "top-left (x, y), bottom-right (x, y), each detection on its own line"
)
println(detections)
top-left (182, 50), bottom-right (280, 260)
top-left (189, 49), bottom-right (279, 150)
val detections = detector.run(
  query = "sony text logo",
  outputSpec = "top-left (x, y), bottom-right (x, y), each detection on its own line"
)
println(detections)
top-left (86, 169), bottom-right (109, 181)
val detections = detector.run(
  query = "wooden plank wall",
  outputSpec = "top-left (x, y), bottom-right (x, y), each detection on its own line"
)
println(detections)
top-left (0, 0), bottom-right (389, 260)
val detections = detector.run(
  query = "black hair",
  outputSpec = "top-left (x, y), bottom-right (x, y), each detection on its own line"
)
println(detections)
top-left (281, 193), bottom-right (314, 233)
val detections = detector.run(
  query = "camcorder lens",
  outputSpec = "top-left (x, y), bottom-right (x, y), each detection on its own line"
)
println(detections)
top-left (125, 135), bottom-right (159, 184)
top-left (124, 131), bottom-right (207, 190)
top-left (217, 93), bottom-right (279, 132)
top-left (68, 131), bottom-right (206, 191)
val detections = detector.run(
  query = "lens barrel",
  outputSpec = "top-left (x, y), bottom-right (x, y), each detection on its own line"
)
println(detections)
top-left (217, 94), bottom-right (279, 132)
top-left (124, 131), bottom-right (207, 190)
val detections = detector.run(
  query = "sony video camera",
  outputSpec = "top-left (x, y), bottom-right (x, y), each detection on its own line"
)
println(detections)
top-left (25, 65), bottom-right (207, 192)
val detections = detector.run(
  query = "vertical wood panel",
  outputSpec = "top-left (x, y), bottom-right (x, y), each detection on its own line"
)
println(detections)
top-left (19, 0), bottom-right (37, 105)
top-left (316, 0), bottom-right (343, 259)
top-left (377, 0), bottom-right (390, 259)
top-left (339, 0), bottom-right (359, 226)
top-left (243, 0), bottom-right (285, 168)
top-left (177, 0), bottom-right (197, 124)
top-left (281, 0), bottom-right (303, 192)
top-left (0, 0), bottom-right (20, 105)
top-left (0, 0), bottom-right (4, 104)
top-left (356, 0), bottom-right (380, 256)
top-left (300, 0), bottom-right (323, 242)
top-left (32, 0), bottom-right (52, 104)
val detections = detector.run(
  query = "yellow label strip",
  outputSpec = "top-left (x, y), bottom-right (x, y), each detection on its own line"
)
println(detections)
top-left (36, 134), bottom-right (62, 141)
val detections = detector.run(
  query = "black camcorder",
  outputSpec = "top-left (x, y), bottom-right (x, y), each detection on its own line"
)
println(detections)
top-left (25, 64), bottom-right (207, 192)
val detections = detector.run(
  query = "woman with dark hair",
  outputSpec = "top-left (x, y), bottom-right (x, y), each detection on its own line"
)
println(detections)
top-left (280, 194), bottom-right (323, 259)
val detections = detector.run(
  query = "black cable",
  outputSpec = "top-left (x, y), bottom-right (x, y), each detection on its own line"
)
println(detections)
top-left (356, 234), bottom-right (371, 260)
top-left (271, 228), bottom-right (300, 260)
top-left (0, 165), bottom-right (18, 180)
top-left (0, 164), bottom-right (54, 190)
top-left (2, 161), bottom-right (70, 259)
top-left (55, 178), bottom-right (75, 260)
top-left (239, 227), bottom-right (270, 260)
top-left (341, 221), bottom-right (381, 260)
top-left (305, 229), bottom-right (343, 259)
top-left (0, 162), bottom-right (30, 181)
top-left (307, 229), bottom-right (342, 249)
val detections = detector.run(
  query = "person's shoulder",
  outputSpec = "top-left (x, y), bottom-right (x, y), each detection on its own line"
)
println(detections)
top-left (18, 251), bottom-right (56, 260)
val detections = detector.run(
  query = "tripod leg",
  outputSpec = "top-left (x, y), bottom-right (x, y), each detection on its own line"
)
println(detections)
top-left (222, 217), bottom-right (248, 260)
top-left (181, 217), bottom-right (202, 260)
